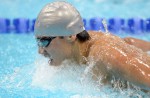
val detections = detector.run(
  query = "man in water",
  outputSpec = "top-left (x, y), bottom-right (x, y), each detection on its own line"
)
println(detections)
top-left (34, 1), bottom-right (150, 90)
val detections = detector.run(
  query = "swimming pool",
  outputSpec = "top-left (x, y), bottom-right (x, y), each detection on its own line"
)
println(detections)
top-left (0, 0), bottom-right (150, 98)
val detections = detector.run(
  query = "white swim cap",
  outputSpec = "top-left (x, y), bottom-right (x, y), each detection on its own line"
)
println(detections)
top-left (34, 1), bottom-right (85, 37)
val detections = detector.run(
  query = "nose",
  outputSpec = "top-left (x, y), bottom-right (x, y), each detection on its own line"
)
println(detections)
top-left (38, 47), bottom-right (47, 54)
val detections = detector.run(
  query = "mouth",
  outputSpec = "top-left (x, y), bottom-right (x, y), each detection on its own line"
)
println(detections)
top-left (42, 54), bottom-right (54, 65)
top-left (43, 54), bottom-right (50, 58)
top-left (48, 58), bottom-right (54, 65)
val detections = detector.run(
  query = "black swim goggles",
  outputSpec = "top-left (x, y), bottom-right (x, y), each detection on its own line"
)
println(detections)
top-left (36, 37), bottom-right (56, 47)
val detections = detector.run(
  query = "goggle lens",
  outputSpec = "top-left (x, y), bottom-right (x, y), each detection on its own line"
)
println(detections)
top-left (37, 37), bottom-right (56, 47)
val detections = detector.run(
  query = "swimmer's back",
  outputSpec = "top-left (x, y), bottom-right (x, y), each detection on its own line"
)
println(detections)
top-left (87, 31), bottom-right (150, 90)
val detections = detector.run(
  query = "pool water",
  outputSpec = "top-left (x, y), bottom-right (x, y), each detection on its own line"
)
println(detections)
top-left (0, 33), bottom-right (150, 98)
top-left (0, 0), bottom-right (150, 97)
top-left (1, 0), bottom-right (150, 19)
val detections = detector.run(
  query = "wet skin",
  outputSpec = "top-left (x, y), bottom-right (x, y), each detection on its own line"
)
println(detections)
top-left (124, 37), bottom-right (150, 52)
top-left (37, 31), bottom-right (150, 90)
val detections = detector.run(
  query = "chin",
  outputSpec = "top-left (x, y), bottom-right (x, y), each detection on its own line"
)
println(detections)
top-left (48, 59), bottom-right (62, 66)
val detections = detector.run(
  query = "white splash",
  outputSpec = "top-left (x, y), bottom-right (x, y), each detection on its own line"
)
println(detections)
top-left (31, 58), bottom-right (100, 94)
top-left (30, 56), bottom-right (149, 97)
top-left (102, 19), bottom-right (109, 33)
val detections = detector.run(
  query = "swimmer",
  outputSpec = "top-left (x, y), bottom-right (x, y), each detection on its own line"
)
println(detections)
top-left (34, 1), bottom-right (150, 90)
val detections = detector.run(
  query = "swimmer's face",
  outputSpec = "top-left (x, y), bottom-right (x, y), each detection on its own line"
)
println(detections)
top-left (37, 36), bottom-right (73, 66)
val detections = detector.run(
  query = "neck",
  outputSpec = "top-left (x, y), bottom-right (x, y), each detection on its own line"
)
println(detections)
top-left (72, 40), bottom-right (90, 64)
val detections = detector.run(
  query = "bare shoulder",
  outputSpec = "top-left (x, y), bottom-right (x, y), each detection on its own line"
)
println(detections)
top-left (123, 37), bottom-right (150, 52)
top-left (87, 31), bottom-right (104, 38)
top-left (88, 32), bottom-right (123, 56)
top-left (88, 32), bottom-right (149, 66)
top-left (86, 32), bottom-right (150, 90)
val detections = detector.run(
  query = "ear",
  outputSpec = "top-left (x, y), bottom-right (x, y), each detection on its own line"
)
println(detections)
top-left (66, 36), bottom-right (76, 43)
top-left (71, 35), bottom-right (76, 40)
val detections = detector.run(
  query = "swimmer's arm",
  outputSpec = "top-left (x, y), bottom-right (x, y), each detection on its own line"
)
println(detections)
top-left (123, 37), bottom-right (150, 52)
top-left (89, 39), bottom-right (150, 90)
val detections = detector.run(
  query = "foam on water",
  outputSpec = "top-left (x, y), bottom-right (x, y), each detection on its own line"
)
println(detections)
top-left (0, 55), bottom-right (150, 97)
top-left (32, 57), bottom-right (101, 94)
top-left (31, 56), bottom-right (149, 97)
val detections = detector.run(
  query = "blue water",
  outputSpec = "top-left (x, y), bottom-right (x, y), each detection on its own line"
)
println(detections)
top-left (0, 0), bottom-right (150, 98)
top-left (1, 0), bottom-right (150, 19)
top-left (0, 33), bottom-right (150, 98)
